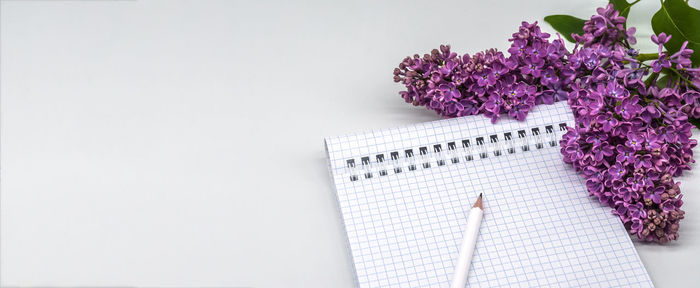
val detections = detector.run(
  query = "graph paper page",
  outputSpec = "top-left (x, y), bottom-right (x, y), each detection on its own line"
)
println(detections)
top-left (324, 102), bottom-right (653, 288)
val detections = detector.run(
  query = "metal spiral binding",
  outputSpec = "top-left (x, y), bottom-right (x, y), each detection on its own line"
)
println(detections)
top-left (344, 123), bottom-right (568, 182)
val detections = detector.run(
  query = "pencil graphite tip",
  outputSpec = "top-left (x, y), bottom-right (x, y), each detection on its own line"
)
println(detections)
top-left (473, 193), bottom-right (483, 209)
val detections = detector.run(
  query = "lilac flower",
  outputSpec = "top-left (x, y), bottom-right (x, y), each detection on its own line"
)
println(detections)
top-left (626, 174), bottom-right (645, 192)
top-left (394, 22), bottom-right (567, 123)
top-left (445, 101), bottom-right (462, 115)
top-left (645, 186), bottom-right (664, 204)
top-left (651, 32), bottom-right (671, 48)
top-left (597, 112), bottom-right (619, 132)
top-left (607, 163), bottom-right (626, 180)
top-left (555, 4), bottom-right (698, 243)
top-left (508, 38), bottom-right (528, 56)
top-left (630, 218), bottom-right (644, 234)
top-left (540, 67), bottom-right (559, 86)
top-left (475, 68), bottom-right (494, 86)
top-left (661, 196), bottom-right (683, 212)
top-left (615, 145), bottom-right (635, 164)
top-left (634, 154), bottom-right (652, 169)
top-left (619, 187), bottom-right (638, 202)
top-left (625, 132), bottom-right (645, 150)
top-left (621, 97), bottom-right (643, 119)
top-left (651, 55), bottom-right (671, 73)
top-left (581, 49), bottom-right (600, 69)
top-left (605, 81), bottom-right (629, 99)
top-left (626, 27), bottom-right (637, 45)
top-left (483, 94), bottom-right (504, 123)
top-left (585, 132), bottom-right (607, 146)
top-left (394, 4), bottom-right (699, 243)
top-left (438, 83), bottom-right (460, 102)
top-left (525, 41), bottom-right (547, 59)
top-left (520, 57), bottom-right (545, 77)
top-left (457, 99), bottom-right (480, 116)
top-left (628, 202), bottom-right (647, 219)
top-left (508, 102), bottom-right (531, 121)
top-left (639, 105), bottom-right (661, 122)
top-left (490, 61), bottom-right (509, 80)
top-left (615, 201), bottom-right (630, 218)
top-left (536, 89), bottom-right (557, 105)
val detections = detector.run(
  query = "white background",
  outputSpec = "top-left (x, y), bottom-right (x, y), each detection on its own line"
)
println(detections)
top-left (1, 0), bottom-right (699, 287)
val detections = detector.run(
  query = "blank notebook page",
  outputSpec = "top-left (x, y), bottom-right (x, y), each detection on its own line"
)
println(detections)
top-left (324, 102), bottom-right (653, 288)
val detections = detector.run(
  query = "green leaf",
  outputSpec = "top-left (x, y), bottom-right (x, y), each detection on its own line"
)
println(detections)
top-left (610, 0), bottom-right (633, 19)
top-left (544, 15), bottom-right (586, 43)
top-left (651, 0), bottom-right (700, 67)
top-left (656, 75), bottom-right (670, 88)
top-left (689, 117), bottom-right (700, 130)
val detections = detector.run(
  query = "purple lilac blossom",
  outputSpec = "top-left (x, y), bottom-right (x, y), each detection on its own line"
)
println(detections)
top-left (559, 4), bottom-right (698, 243)
top-left (394, 4), bottom-right (699, 243)
top-left (393, 21), bottom-right (568, 123)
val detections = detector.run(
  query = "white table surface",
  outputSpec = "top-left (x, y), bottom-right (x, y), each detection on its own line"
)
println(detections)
top-left (1, 0), bottom-right (699, 287)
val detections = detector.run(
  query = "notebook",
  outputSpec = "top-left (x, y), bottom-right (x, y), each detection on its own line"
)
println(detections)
top-left (324, 102), bottom-right (654, 288)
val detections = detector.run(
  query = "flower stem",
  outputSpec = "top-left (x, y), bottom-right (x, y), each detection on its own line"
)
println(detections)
top-left (666, 68), bottom-right (695, 86)
top-left (636, 53), bottom-right (659, 62)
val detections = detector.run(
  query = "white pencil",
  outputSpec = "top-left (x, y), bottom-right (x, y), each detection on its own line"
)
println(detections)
top-left (450, 193), bottom-right (484, 288)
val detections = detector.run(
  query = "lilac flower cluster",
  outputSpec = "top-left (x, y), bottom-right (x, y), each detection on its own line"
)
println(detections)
top-left (559, 5), bottom-right (699, 243)
top-left (572, 5), bottom-right (637, 50)
top-left (393, 21), bottom-right (568, 123)
top-left (393, 4), bottom-right (699, 243)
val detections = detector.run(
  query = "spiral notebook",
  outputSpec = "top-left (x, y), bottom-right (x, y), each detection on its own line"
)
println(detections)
top-left (324, 102), bottom-right (653, 288)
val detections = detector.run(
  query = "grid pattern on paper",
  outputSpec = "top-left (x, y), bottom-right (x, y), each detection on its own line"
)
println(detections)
top-left (324, 102), bottom-right (654, 288)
